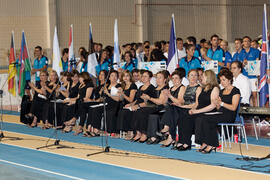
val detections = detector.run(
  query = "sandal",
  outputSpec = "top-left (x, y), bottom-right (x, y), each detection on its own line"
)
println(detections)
top-left (83, 131), bottom-right (92, 137)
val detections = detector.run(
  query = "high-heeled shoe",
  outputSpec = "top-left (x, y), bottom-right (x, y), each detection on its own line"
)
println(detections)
top-left (147, 138), bottom-right (160, 145)
top-left (196, 146), bottom-right (207, 152)
top-left (131, 138), bottom-right (140, 142)
top-left (171, 143), bottom-right (182, 150)
top-left (178, 145), bottom-right (191, 151)
top-left (202, 147), bottom-right (216, 154)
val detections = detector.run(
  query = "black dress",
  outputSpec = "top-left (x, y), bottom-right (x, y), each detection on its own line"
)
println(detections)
top-left (116, 83), bottom-right (137, 131)
top-left (77, 82), bottom-right (95, 127)
top-left (132, 84), bottom-right (166, 134)
top-left (47, 81), bottom-right (67, 126)
top-left (30, 82), bottom-right (49, 123)
top-left (177, 85), bottom-right (200, 146)
top-left (159, 85), bottom-right (182, 140)
top-left (196, 87), bottom-right (240, 147)
top-left (86, 83), bottom-right (105, 129)
top-left (62, 81), bottom-right (80, 123)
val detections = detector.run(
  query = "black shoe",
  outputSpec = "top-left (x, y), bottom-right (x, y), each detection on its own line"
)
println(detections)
top-left (171, 144), bottom-right (182, 150)
top-left (202, 147), bottom-right (216, 154)
top-left (196, 146), bottom-right (207, 152)
top-left (147, 138), bottom-right (160, 145)
top-left (178, 145), bottom-right (191, 151)
top-left (131, 138), bottom-right (140, 142)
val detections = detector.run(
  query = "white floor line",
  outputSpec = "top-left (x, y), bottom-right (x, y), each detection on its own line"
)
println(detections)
top-left (3, 131), bottom-right (270, 178)
top-left (1, 142), bottom-right (183, 180)
top-left (0, 159), bottom-right (84, 180)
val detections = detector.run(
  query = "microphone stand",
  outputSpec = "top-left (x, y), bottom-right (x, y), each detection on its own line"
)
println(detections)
top-left (0, 65), bottom-right (23, 142)
top-left (87, 63), bottom-right (115, 156)
top-left (37, 81), bottom-right (74, 149)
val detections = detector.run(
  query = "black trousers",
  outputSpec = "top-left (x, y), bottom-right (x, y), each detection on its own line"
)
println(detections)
top-left (62, 103), bottom-right (78, 123)
top-left (160, 105), bottom-right (181, 140)
top-left (30, 99), bottom-right (49, 123)
top-left (48, 102), bottom-right (64, 126)
top-left (78, 102), bottom-right (96, 127)
top-left (133, 106), bottom-right (158, 134)
top-left (86, 102), bottom-right (102, 129)
top-left (195, 113), bottom-right (233, 147)
top-left (116, 108), bottom-right (134, 131)
top-left (20, 95), bottom-right (32, 125)
top-left (177, 108), bottom-right (196, 146)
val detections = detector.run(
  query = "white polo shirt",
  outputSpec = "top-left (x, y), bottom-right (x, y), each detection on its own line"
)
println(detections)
top-left (233, 73), bottom-right (251, 104)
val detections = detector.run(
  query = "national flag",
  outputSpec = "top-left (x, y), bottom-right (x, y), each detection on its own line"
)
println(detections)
top-left (87, 23), bottom-right (98, 77)
top-left (88, 23), bottom-right (94, 54)
top-left (8, 31), bottom-right (16, 96)
top-left (52, 26), bottom-right (62, 76)
top-left (259, 4), bottom-right (269, 107)
top-left (113, 19), bottom-right (120, 69)
top-left (68, 24), bottom-right (76, 71)
top-left (18, 31), bottom-right (31, 97)
top-left (167, 14), bottom-right (178, 74)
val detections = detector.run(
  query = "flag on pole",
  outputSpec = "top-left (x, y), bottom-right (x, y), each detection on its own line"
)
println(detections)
top-left (167, 14), bottom-right (178, 74)
top-left (8, 31), bottom-right (17, 96)
top-left (88, 23), bottom-right (94, 54)
top-left (113, 19), bottom-right (120, 69)
top-left (18, 31), bottom-right (31, 97)
top-left (259, 4), bottom-right (269, 107)
top-left (68, 24), bottom-right (76, 71)
top-left (52, 26), bottom-right (62, 76)
top-left (87, 23), bottom-right (98, 77)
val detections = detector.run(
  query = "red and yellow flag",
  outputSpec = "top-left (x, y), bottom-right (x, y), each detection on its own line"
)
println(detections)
top-left (8, 31), bottom-right (16, 96)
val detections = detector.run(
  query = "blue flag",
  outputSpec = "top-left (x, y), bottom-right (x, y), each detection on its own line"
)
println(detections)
top-left (259, 4), bottom-right (269, 107)
top-left (167, 14), bottom-right (178, 74)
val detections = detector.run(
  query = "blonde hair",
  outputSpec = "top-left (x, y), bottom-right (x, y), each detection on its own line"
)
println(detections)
top-left (202, 70), bottom-right (219, 91)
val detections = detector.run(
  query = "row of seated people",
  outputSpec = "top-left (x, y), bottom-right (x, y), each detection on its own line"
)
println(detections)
top-left (21, 67), bottom-right (240, 153)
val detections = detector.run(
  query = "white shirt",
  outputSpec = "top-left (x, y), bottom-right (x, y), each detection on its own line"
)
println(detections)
top-left (164, 52), bottom-right (168, 59)
top-left (135, 81), bottom-right (143, 89)
top-left (177, 48), bottom-right (186, 60)
top-left (233, 73), bottom-right (251, 104)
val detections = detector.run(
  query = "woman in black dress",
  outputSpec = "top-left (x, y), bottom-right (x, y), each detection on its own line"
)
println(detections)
top-left (116, 70), bottom-right (137, 139)
top-left (28, 70), bottom-right (49, 127)
top-left (130, 70), bottom-right (168, 143)
top-left (44, 70), bottom-right (60, 129)
top-left (171, 70), bottom-right (202, 150)
top-left (157, 70), bottom-right (186, 146)
top-left (191, 69), bottom-right (240, 153)
top-left (189, 70), bottom-right (221, 153)
top-left (62, 70), bottom-right (80, 132)
top-left (84, 70), bottom-right (108, 136)
top-left (63, 72), bottom-right (94, 135)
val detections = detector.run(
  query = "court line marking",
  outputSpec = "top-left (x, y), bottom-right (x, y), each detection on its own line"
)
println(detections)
top-left (2, 131), bottom-right (270, 178)
top-left (1, 142), bottom-right (184, 180)
top-left (0, 159), bottom-right (85, 180)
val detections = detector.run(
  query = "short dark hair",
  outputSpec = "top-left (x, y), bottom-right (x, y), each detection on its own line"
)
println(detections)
top-left (187, 36), bottom-right (197, 45)
top-left (62, 48), bottom-right (69, 56)
top-left (235, 38), bottom-right (243, 44)
top-left (132, 69), bottom-right (140, 75)
top-left (172, 70), bottom-right (185, 79)
top-left (218, 68), bottom-right (234, 84)
top-left (35, 46), bottom-right (42, 51)
top-left (243, 36), bottom-right (252, 42)
top-left (176, 38), bottom-right (183, 42)
top-left (143, 70), bottom-right (153, 78)
top-left (186, 44), bottom-right (195, 51)
top-left (154, 41), bottom-right (162, 50)
top-left (144, 41), bottom-right (150, 45)
top-left (175, 67), bottom-right (186, 77)
top-left (200, 38), bottom-right (206, 44)
top-left (210, 34), bottom-right (219, 41)
top-left (231, 61), bottom-right (243, 72)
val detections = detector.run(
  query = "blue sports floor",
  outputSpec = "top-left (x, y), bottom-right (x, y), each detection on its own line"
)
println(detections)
top-left (1, 112), bottom-right (270, 179)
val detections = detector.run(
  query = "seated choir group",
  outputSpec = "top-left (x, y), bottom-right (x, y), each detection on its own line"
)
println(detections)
top-left (21, 65), bottom-right (240, 154)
